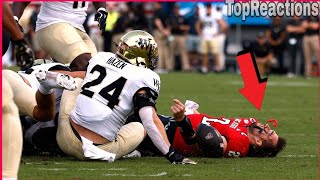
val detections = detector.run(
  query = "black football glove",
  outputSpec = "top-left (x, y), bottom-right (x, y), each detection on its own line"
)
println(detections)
top-left (94, 7), bottom-right (108, 33)
top-left (12, 39), bottom-right (34, 70)
top-left (165, 146), bottom-right (197, 164)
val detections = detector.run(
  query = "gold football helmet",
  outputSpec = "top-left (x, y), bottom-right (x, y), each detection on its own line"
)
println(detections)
top-left (116, 30), bottom-right (159, 70)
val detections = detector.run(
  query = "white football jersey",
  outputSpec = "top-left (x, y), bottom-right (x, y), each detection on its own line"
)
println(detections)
top-left (70, 52), bottom-right (161, 141)
top-left (199, 10), bottom-right (223, 40)
top-left (36, 2), bottom-right (89, 32)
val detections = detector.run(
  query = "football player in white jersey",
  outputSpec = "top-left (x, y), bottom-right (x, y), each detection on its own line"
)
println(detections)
top-left (196, 3), bottom-right (227, 73)
top-left (3, 3), bottom-right (35, 179)
top-left (12, 2), bottom-right (107, 71)
top-left (57, 30), bottom-right (196, 164)
top-left (3, 62), bottom-right (77, 176)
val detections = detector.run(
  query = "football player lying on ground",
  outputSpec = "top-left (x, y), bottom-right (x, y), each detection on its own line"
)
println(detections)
top-left (8, 60), bottom-right (85, 154)
top-left (56, 30), bottom-right (196, 164)
top-left (129, 99), bottom-right (286, 158)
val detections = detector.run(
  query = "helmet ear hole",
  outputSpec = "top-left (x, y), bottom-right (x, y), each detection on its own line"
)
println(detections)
top-left (116, 30), bottom-right (159, 70)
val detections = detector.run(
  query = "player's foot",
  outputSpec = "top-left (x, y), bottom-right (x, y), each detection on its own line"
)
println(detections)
top-left (200, 66), bottom-right (208, 74)
top-left (36, 70), bottom-right (77, 91)
top-left (172, 158), bottom-right (197, 165)
top-left (122, 150), bottom-right (141, 159)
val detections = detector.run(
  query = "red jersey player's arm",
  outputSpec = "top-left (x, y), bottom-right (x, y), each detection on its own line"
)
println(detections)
top-left (224, 132), bottom-right (250, 158)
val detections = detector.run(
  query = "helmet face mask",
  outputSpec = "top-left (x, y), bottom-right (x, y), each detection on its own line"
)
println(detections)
top-left (116, 30), bottom-right (159, 70)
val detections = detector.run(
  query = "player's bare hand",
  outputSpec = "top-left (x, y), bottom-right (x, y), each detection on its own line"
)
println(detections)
top-left (171, 99), bottom-right (185, 121)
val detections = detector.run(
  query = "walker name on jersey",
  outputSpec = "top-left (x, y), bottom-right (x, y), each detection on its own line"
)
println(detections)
top-left (106, 57), bottom-right (128, 70)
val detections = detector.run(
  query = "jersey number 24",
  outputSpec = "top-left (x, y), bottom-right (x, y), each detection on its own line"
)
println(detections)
top-left (81, 65), bottom-right (127, 110)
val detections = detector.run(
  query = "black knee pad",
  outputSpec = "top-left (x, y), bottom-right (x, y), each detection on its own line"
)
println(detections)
top-left (196, 123), bottom-right (224, 158)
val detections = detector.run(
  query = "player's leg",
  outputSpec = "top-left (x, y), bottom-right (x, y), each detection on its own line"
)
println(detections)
top-left (153, 30), bottom-right (165, 71)
top-left (303, 36), bottom-right (312, 77)
top-left (36, 23), bottom-right (94, 71)
top-left (177, 35), bottom-right (190, 71)
top-left (2, 78), bottom-right (23, 180)
top-left (34, 70), bottom-right (77, 121)
top-left (310, 35), bottom-right (319, 75)
top-left (56, 78), bottom-right (86, 160)
top-left (98, 122), bottom-right (145, 160)
top-left (3, 69), bottom-right (76, 122)
top-left (217, 34), bottom-right (226, 71)
top-left (211, 39), bottom-right (221, 72)
top-left (69, 29), bottom-right (98, 71)
top-left (200, 40), bottom-right (209, 73)
top-left (3, 69), bottom-right (37, 118)
top-left (77, 29), bottom-right (97, 56)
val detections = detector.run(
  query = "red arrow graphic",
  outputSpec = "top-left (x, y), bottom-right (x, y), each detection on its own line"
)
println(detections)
top-left (236, 51), bottom-right (268, 110)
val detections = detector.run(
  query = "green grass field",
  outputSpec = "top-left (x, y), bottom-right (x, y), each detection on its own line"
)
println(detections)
top-left (18, 72), bottom-right (318, 179)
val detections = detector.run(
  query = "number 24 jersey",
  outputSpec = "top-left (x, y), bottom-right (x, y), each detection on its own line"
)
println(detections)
top-left (70, 52), bottom-right (160, 141)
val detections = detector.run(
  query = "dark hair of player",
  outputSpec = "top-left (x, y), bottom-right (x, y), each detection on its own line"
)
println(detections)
top-left (247, 137), bottom-right (287, 157)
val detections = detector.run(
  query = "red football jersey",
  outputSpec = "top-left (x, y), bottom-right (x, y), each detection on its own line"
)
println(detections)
top-left (172, 114), bottom-right (258, 157)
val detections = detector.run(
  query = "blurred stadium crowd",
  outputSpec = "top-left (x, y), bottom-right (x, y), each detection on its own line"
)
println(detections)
top-left (3, 2), bottom-right (319, 78)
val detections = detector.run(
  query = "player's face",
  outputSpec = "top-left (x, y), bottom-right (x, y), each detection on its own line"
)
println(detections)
top-left (251, 122), bottom-right (279, 148)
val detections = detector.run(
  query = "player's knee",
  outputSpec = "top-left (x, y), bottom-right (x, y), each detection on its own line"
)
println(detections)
top-left (2, 69), bottom-right (15, 80)
top-left (70, 53), bottom-right (92, 71)
top-left (129, 122), bottom-right (146, 140)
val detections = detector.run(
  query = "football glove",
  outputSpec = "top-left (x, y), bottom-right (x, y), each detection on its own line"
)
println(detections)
top-left (94, 7), bottom-right (108, 33)
top-left (165, 146), bottom-right (197, 164)
top-left (12, 39), bottom-right (34, 70)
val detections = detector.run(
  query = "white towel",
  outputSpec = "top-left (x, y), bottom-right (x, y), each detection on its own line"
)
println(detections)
top-left (81, 136), bottom-right (116, 162)
top-left (184, 100), bottom-right (199, 115)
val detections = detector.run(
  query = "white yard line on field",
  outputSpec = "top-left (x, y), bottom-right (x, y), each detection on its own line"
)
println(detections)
top-left (279, 155), bottom-right (317, 158)
top-left (77, 168), bottom-right (127, 171)
top-left (38, 168), bottom-right (67, 171)
top-left (102, 172), bottom-right (167, 177)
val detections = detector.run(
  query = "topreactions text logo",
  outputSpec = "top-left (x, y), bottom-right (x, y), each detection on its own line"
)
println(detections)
top-left (225, 0), bottom-right (319, 21)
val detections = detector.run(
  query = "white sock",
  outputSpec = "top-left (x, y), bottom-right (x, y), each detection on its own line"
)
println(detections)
top-left (38, 84), bottom-right (53, 95)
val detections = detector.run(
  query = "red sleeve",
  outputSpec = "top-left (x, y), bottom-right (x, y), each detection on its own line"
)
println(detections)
top-left (172, 114), bottom-right (206, 156)
top-left (224, 127), bottom-right (251, 157)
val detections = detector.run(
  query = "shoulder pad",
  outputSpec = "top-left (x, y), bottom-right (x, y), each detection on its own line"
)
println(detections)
top-left (143, 71), bottom-right (160, 95)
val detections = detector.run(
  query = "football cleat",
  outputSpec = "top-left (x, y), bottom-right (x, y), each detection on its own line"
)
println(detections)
top-left (122, 150), bottom-right (142, 159)
top-left (172, 158), bottom-right (197, 165)
top-left (35, 70), bottom-right (77, 91)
